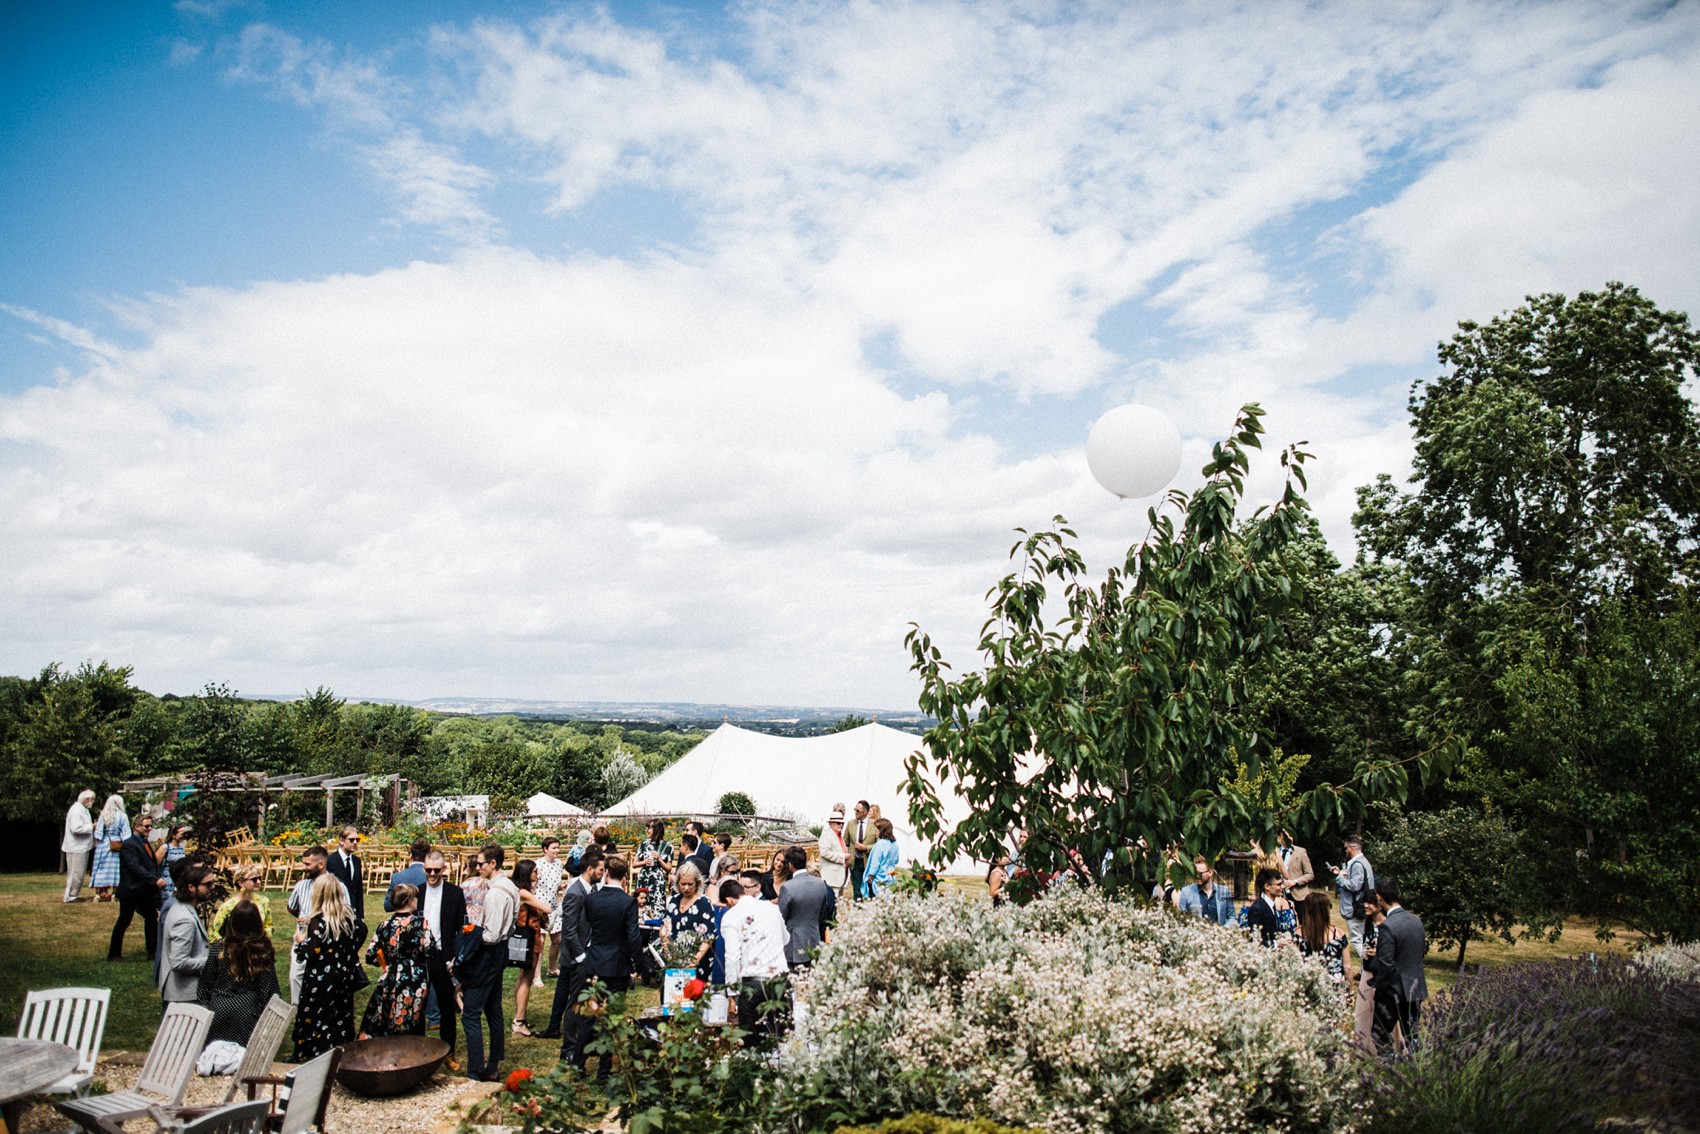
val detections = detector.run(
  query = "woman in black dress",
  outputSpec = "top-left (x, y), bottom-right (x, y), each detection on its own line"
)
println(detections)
top-left (196, 900), bottom-right (281, 1046)
top-left (292, 873), bottom-right (368, 1060)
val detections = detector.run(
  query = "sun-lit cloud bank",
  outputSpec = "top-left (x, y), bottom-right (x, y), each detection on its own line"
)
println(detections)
top-left (3, 0), bottom-right (1698, 706)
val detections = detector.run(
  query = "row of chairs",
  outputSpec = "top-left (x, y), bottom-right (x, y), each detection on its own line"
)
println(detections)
top-left (19, 988), bottom-right (334, 1134)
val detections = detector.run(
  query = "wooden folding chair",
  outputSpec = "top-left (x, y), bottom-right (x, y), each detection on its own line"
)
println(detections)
top-left (174, 996), bottom-right (295, 1123)
top-left (179, 1099), bottom-right (272, 1134)
top-left (56, 1003), bottom-right (211, 1133)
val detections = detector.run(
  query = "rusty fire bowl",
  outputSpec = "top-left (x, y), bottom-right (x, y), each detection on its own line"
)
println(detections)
top-left (335, 1036), bottom-right (451, 1097)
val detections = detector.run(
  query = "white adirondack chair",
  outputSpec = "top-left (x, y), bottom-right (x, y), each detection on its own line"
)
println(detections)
top-left (174, 996), bottom-right (296, 1123)
top-left (55, 1002), bottom-right (212, 1134)
top-left (272, 1048), bottom-right (341, 1134)
top-left (180, 1099), bottom-right (273, 1134)
top-left (16, 987), bottom-right (111, 1098)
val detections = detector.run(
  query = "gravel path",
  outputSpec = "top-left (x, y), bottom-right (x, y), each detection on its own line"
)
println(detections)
top-left (15, 1052), bottom-right (503, 1134)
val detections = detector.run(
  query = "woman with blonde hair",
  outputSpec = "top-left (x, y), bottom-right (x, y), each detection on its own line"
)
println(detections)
top-left (663, 862), bottom-right (715, 978)
top-left (292, 872), bottom-right (368, 1060)
top-left (90, 794), bottom-right (130, 902)
top-left (210, 865), bottom-right (272, 939)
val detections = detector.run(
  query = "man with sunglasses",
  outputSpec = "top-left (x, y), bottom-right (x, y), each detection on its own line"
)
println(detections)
top-left (420, 850), bottom-right (466, 1071)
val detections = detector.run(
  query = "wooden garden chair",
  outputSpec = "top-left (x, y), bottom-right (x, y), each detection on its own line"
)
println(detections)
top-left (172, 997), bottom-right (295, 1123)
top-left (258, 1047), bottom-right (340, 1134)
top-left (56, 1003), bottom-right (211, 1134)
top-left (16, 986), bottom-right (110, 1099)
top-left (179, 1099), bottom-right (273, 1134)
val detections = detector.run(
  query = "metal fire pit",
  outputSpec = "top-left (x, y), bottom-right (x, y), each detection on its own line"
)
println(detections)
top-left (335, 1036), bottom-right (450, 1097)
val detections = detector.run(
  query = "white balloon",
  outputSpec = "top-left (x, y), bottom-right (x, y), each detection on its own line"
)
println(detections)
top-left (1086, 404), bottom-right (1182, 499)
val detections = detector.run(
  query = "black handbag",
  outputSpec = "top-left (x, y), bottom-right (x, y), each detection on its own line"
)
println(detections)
top-left (505, 924), bottom-right (534, 969)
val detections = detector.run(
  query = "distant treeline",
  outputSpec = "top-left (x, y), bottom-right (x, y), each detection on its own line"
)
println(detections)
top-left (0, 663), bottom-right (709, 824)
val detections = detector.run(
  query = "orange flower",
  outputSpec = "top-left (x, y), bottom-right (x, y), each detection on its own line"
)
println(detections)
top-left (504, 1068), bottom-right (533, 1093)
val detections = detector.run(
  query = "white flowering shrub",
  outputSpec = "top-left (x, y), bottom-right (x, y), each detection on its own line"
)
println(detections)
top-left (784, 888), bottom-right (1356, 1134)
top-left (1634, 940), bottom-right (1700, 982)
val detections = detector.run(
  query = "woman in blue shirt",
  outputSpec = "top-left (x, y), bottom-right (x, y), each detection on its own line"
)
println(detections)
top-left (860, 819), bottom-right (900, 897)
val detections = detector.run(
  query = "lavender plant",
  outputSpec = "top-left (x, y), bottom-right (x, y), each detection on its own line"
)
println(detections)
top-left (1361, 956), bottom-right (1700, 1133)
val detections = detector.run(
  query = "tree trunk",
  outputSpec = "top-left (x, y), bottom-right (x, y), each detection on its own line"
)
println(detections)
top-left (1456, 937), bottom-right (1469, 972)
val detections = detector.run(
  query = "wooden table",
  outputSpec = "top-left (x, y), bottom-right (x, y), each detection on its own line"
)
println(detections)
top-left (0, 1037), bottom-right (79, 1134)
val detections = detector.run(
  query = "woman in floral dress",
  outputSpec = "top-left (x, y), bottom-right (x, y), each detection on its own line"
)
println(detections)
top-left (292, 873), bottom-right (368, 1060)
top-left (636, 820), bottom-right (673, 910)
top-left (359, 883), bottom-right (430, 1037)
top-left (90, 795), bottom-right (130, 901)
top-left (663, 862), bottom-right (716, 979)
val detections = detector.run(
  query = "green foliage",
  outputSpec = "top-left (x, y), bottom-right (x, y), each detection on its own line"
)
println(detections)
top-left (715, 790), bottom-right (756, 816)
top-left (905, 405), bottom-right (1446, 886)
top-left (1223, 745), bottom-right (1309, 815)
top-left (1357, 283), bottom-right (1700, 941)
top-left (497, 979), bottom-right (765, 1134)
top-left (0, 662), bottom-right (149, 823)
top-left (1369, 803), bottom-right (1541, 970)
top-left (828, 714), bottom-right (871, 733)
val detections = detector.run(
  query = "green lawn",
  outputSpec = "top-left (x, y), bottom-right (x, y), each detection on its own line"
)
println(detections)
top-left (0, 872), bottom-right (651, 1073)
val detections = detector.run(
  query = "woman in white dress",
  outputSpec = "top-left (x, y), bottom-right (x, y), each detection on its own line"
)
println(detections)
top-left (535, 837), bottom-right (566, 979)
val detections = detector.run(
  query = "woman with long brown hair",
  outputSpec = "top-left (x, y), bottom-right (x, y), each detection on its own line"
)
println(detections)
top-left (196, 900), bottom-right (281, 1046)
top-left (1295, 892), bottom-right (1347, 987)
top-left (508, 859), bottom-right (553, 1037)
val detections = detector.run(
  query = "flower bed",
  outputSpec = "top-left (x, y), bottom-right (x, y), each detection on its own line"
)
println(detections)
top-left (781, 887), bottom-right (1355, 1134)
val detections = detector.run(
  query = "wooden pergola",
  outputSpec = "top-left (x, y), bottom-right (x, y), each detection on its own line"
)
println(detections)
top-left (120, 772), bottom-right (408, 828)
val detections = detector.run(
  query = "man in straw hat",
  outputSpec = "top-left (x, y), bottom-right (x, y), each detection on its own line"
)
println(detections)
top-left (817, 804), bottom-right (851, 894)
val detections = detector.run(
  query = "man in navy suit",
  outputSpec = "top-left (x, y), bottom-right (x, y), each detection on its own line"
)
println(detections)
top-left (107, 814), bottom-right (164, 961)
top-left (419, 850), bottom-right (466, 1070)
top-left (386, 839), bottom-right (430, 912)
top-left (542, 847), bottom-right (605, 1063)
top-left (1245, 866), bottom-right (1285, 947)
top-left (326, 826), bottom-right (365, 923)
top-left (582, 856), bottom-right (653, 1079)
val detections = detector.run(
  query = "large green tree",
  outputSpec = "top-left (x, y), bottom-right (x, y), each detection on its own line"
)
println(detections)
top-left (1356, 283), bottom-right (1700, 940)
top-left (904, 406), bottom-right (1443, 886)
top-left (0, 662), bottom-right (147, 823)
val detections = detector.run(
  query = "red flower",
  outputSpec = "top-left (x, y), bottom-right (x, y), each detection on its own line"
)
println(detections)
top-left (682, 978), bottom-right (707, 1001)
top-left (504, 1068), bottom-right (533, 1093)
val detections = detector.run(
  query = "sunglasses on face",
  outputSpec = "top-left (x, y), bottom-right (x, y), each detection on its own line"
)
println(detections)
top-left (424, 868), bottom-right (445, 875)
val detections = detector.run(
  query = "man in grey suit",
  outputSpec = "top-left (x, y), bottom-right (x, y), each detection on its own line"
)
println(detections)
top-left (776, 846), bottom-right (835, 968)
top-left (542, 847), bottom-right (604, 1062)
top-left (1366, 876), bottom-right (1428, 1053)
top-left (156, 864), bottom-right (214, 1007)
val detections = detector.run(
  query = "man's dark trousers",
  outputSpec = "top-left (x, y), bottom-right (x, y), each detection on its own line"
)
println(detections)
top-left (549, 959), bottom-right (591, 1066)
top-left (426, 951), bottom-right (458, 1057)
top-left (460, 943), bottom-right (506, 1079)
top-left (108, 893), bottom-right (159, 960)
top-left (589, 973), bottom-right (631, 1080)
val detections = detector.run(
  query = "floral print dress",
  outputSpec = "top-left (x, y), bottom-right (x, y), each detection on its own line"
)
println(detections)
top-left (535, 857), bottom-right (565, 934)
top-left (664, 893), bottom-right (716, 978)
top-left (636, 840), bottom-right (672, 910)
top-left (292, 915), bottom-right (369, 1060)
top-left (359, 912), bottom-right (430, 1037)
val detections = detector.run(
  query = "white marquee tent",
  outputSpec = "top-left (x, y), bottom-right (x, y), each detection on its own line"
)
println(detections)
top-left (604, 721), bottom-right (982, 873)
top-left (526, 791), bottom-right (588, 819)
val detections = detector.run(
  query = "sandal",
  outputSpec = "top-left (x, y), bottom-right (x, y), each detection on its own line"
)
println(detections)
top-left (512, 1021), bottom-right (533, 1037)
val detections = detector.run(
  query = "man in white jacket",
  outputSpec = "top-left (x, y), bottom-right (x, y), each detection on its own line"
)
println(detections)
top-left (817, 805), bottom-right (850, 892)
top-left (61, 790), bottom-right (95, 903)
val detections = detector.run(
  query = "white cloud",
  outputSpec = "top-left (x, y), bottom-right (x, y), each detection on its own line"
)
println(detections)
top-left (5, 0), bottom-right (1699, 704)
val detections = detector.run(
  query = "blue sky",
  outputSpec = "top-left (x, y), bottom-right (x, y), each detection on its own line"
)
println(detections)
top-left (3, 0), bottom-right (1698, 707)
